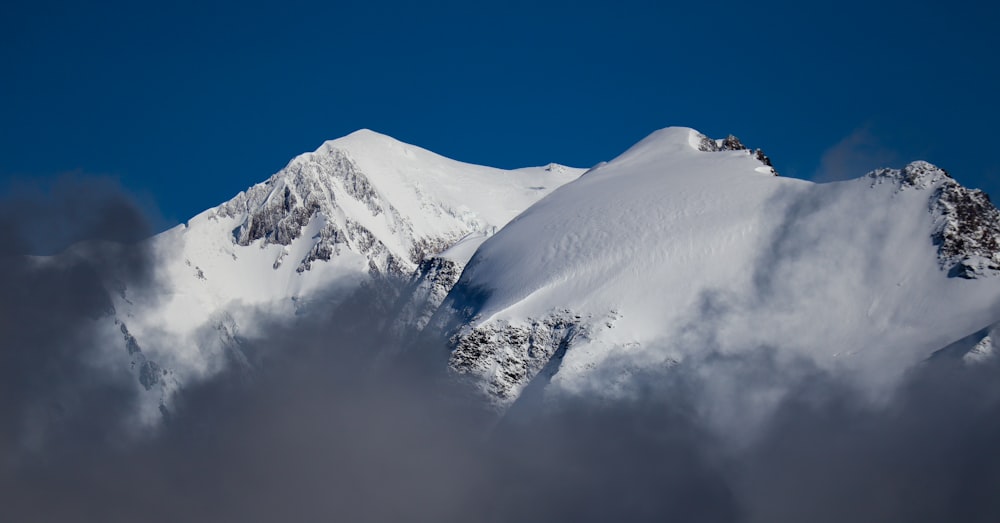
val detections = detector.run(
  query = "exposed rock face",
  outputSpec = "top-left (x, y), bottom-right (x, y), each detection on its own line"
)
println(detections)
top-left (697, 134), bottom-right (724, 152)
top-left (393, 256), bottom-right (464, 333)
top-left (869, 161), bottom-right (1000, 278)
top-left (720, 134), bottom-right (748, 151)
top-left (95, 131), bottom-right (588, 425)
top-left (216, 147), bottom-right (459, 276)
top-left (697, 133), bottom-right (779, 176)
top-left (116, 320), bottom-right (178, 408)
top-left (933, 183), bottom-right (1000, 278)
top-left (867, 160), bottom-right (952, 191)
top-left (754, 148), bottom-right (776, 171)
top-left (447, 310), bottom-right (592, 408)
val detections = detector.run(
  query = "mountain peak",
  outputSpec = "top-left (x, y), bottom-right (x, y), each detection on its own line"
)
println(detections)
top-left (599, 126), bottom-right (781, 176)
top-left (607, 127), bottom-right (779, 175)
top-left (866, 160), bottom-right (952, 190)
top-left (612, 127), bottom-right (705, 163)
top-left (316, 128), bottom-right (412, 157)
top-left (902, 160), bottom-right (952, 188)
top-left (861, 160), bottom-right (1000, 278)
top-left (274, 129), bottom-right (416, 175)
top-left (332, 127), bottom-right (397, 143)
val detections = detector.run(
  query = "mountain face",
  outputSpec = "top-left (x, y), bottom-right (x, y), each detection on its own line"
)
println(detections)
top-left (432, 128), bottom-right (1000, 409)
top-left (90, 126), bottom-right (1000, 420)
top-left (103, 130), bottom-right (584, 422)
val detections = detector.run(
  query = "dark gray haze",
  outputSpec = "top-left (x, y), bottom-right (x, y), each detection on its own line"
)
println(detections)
top-left (2, 177), bottom-right (1000, 522)
top-left (0, 176), bottom-right (157, 459)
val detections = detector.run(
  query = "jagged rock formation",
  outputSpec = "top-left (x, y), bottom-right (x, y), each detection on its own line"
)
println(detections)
top-left (867, 160), bottom-right (952, 191)
top-left (116, 320), bottom-right (178, 412)
top-left (933, 182), bottom-right (1000, 278)
top-left (447, 310), bottom-right (593, 407)
top-left (697, 133), bottom-right (779, 175)
top-left (216, 147), bottom-right (456, 276)
top-left (98, 130), bottom-right (584, 422)
top-left (869, 161), bottom-right (1000, 278)
top-left (720, 134), bottom-right (748, 151)
top-left (393, 256), bottom-right (464, 333)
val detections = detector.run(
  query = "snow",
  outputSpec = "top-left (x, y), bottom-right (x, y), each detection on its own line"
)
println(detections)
top-left (87, 125), bottom-right (1000, 421)
top-left (439, 126), bottom-right (1000, 405)
top-left (439, 231), bottom-right (492, 263)
top-left (108, 129), bottom-right (585, 413)
top-left (306, 129), bottom-right (582, 239)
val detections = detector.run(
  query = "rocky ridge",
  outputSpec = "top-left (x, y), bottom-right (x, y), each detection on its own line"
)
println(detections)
top-left (216, 147), bottom-right (461, 276)
top-left (868, 161), bottom-right (1000, 278)
top-left (434, 130), bottom-right (1000, 413)
top-left (697, 133), bottom-right (779, 176)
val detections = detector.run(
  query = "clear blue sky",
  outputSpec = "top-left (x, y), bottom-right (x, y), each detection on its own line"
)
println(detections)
top-left (2, 0), bottom-right (998, 228)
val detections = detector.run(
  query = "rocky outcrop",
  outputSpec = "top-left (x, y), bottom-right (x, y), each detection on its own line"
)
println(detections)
top-left (697, 133), bottom-right (779, 176)
top-left (933, 182), bottom-right (1000, 278)
top-left (868, 161), bottom-right (1000, 278)
top-left (215, 147), bottom-right (462, 276)
top-left (867, 160), bottom-right (952, 191)
top-left (116, 320), bottom-right (178, 411)
top-left (393, 256), bottom-right (464, 333)
top-left (720, 134), bottom-right (748, 151)
top-left (447, 310), bottom-right (592, 409)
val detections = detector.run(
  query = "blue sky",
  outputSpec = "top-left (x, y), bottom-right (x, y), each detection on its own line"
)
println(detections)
top-left (2, 0), bottom-right (998, 227)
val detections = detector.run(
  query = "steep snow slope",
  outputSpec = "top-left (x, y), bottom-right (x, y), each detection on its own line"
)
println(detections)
top-left (437, 127), bottom-right (1000, 408)
top-left (85, 125), bottom-right (1000, 422)
top-left (105, 130), bottom-right (584, 422)
top-left (144, 131), bottom-right (581, 327)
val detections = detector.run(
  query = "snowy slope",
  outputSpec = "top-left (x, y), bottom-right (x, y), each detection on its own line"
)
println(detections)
top-left (104, 130), bottom-right (584, 422)
top-left (142, 131), bottom-right (581, 328)
top-left (436, 127), bottom-right (1000, 408)
top-left (84, 125), bottom-right (1000, 422)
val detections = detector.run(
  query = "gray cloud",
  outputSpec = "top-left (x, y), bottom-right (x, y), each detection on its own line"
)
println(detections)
top-left (0, 175), bottom-right (157, 461)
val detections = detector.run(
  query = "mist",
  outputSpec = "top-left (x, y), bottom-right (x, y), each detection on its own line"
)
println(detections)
top-left (2, 177), bottom-right (1000, 522)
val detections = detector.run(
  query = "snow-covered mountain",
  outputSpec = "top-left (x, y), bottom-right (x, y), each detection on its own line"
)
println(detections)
top-left (429, 127), bottom-right (1000, 409)
top-left (104, 130), bottom-right (584, 422)
top-left (93, 126), bottom-right (1000, 421)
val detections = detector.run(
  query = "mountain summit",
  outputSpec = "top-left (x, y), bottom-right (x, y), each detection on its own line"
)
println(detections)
top-left (433, 127), bottom-right (1000, 408)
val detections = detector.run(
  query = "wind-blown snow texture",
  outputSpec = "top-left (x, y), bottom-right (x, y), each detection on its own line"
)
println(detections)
top-left (437, 127), bottom-right (1000, 408)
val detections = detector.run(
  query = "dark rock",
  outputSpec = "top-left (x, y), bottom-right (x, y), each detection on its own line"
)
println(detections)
top-left (932, 180), bottom-right (1000, 278)
top-left (720, 134), bottom-right (747, 151)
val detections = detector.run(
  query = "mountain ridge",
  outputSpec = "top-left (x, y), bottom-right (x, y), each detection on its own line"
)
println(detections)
top-left (54, 125), bottom-right (1000, 421)
top-left (428, 128), bottom-right (1000, 409)
top-left (103, 129), bottom-right (585, 423)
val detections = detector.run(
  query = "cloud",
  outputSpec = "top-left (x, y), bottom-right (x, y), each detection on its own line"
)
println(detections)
top-left (0, 175), bottom-right (159, 461)
top-left (814, 126), bottom-right (900, 182)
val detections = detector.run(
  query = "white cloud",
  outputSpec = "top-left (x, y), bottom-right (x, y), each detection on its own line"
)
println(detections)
top-left (814, 126), bottom-right (900, 182)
